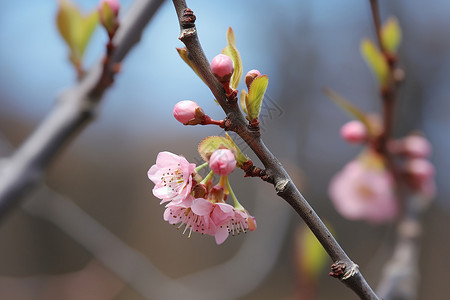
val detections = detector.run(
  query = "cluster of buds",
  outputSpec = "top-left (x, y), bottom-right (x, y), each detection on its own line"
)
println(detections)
top-left (389, 135), bottom-right (435, 199)
top-left (150, 28), bottom-right (267, 244)
top-left (330, 118), bottom-right (436, 223)
top-left (148, 149), bottom-right (256, 244)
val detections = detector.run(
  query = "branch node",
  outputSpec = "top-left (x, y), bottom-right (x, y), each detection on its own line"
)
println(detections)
top-left (241, 160), bottom-right (273, 182)
top-left (329, 261), bottom-right (359, 280)
top-left (181, 8), bottom-right (196, 28)
top-left (275, 179), bottom-right (289, 194)
top-left (179, 27), bottom-right (196, 40)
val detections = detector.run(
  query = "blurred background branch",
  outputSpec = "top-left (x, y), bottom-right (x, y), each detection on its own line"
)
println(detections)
top-left (0, 0), bottom-right (164, 221)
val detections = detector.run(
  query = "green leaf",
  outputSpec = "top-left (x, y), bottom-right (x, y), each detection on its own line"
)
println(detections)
top-left (381, 17), bottom-right (401, 54)
top-left (296, 225), bottom-right (330, 279)
top-left (240, 89), bottom-right (248, 114)
top-left (360, 38), bottom-right (389, 88)
top-left (74, 10), bottom-right (98, 59)
top-left (221, 27), bottom-right (242, 89)
top-left (56, 0), bottom-right (76, 48)
top-left (56, 0), bottom-right (98, 69)
top-left (176, 47), bottom-right (208, 85)
top-left (198, 134), bottom-right (247, 167)
top-left (323, 88), bottom-right (375, 137)
top-left (100, 2), bottom-right (115, 34)
top-left (245, 75), bottom-right (268, 121)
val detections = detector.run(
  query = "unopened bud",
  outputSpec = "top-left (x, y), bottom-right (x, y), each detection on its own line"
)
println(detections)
top-left (98, 0), bottom-right (120, 37)
top-left (209, 149), bottom-right (236, 176)
top-left (210, 54), bottom-right (234, 83)
top-left (405, 158), bottom-right (435, 180)
top-left (245, 69), bottom-right (261, 89)
top-left (402, 135), bottom-right (432, 158)
top-left (173, 100), bottom-right (206, 125)
top-left (340, 120), bottom-right (368, 144)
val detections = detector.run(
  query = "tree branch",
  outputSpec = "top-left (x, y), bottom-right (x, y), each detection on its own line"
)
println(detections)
top-left (376, 194), bottom-right (426, 300)
top-left (0, 0), bottom-right (164, 221)
top-left (172, 0), bottom-right (380, 299)
top-left (369, 0), bottom-right (402, 156)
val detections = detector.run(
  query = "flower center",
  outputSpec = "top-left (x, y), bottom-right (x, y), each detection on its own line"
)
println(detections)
top-left (161, 166), bottom-right (185, 194)
top-left (357, 184), bottom-right (376, 199)
top-left (168, 207), bottom-right (211, 237)
top-left (224, 217), bottom-right (249, 236)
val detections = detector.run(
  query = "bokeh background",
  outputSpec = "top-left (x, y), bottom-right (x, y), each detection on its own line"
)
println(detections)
top-left (0, 0), bottom-right (449, 299)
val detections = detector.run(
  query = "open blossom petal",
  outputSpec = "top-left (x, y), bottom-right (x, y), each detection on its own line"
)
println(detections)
top-left (164, 198), bottom-right (215, 236)
top-left (329, 159), bottom-right (398, 223)
top-left (148, 151), bottom-right (196, 204)
top-left (211, 204), bottom-right (256, 244)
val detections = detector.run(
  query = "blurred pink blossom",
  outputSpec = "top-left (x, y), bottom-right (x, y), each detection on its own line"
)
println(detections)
top-left (405, 158), bottom-right (435, 180)
top-left (405, 158), bottom-right (436, 199)
top-left (329, 158), bottom-right (398, 223)
top-left (148, 151), bottom-right (196, 204)
top-left (388, 135), bottom-right (432, 158)
top-left (402, 135), bottom-right (432, 158)
top-left (340, 120), bottom-right (368, 144)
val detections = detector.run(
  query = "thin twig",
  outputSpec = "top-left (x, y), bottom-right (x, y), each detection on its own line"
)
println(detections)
top-left (369, 0), bottom-right (401, 156)
top-left (0, 0), bottom-right (164, 221)
top-left (172, 1), bottom-right (380, 299)
top-left (369, 0), bottom-right (385, 53)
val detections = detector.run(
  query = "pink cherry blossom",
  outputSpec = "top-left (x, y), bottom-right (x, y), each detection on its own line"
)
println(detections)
top-left (388, 135), bottom-right (432, 158)
top-left (404, 158), bottom-right (436, 199)
top-left (173, 100), bottom-right (205, 125)
top-left (148, 151), bottom-right (196, 204)
top-left (210, 54), bottom-right (234, 83)
top-left (340, 120), bottom-right (368, 144)
top-left (211, 204), bottom-right (257, 244)
top-left (163, 195), bottom-right (257, 244)
top-left (164, 198), bottom-right (216, 237)
top-left (329, 158), bottom-right (398, 223)
top-left (209, 149), bottom-right (236, 176)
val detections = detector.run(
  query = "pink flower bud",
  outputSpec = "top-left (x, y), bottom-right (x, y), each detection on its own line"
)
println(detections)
top-left (405, 158), bottom-right (435, 180)
top-left (210, 54), bottom-right (234, 83)
top-left (173, 100), bottom-right (205, 125)
top-left (402, 135), bottom-right (432, 158)
top-left (98, 0), bottom-right (120, 37)
top-left (99, 0), bottom-right (120, 15)
top-left (245, 69), bottom-right (261, 89)
top-left (209, 149), bottom-right (236, 176)
top-left (340, 120), bottom-right (368, 144)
